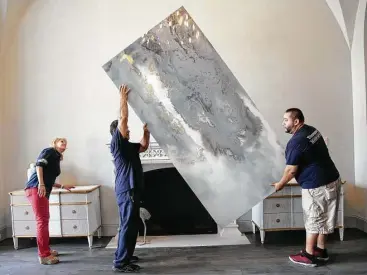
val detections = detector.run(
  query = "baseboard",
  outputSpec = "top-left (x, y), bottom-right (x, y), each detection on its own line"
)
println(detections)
top-left (345, 215), bottom-right (367, 233)
top-left (101, 224), bottom-right (119, 237)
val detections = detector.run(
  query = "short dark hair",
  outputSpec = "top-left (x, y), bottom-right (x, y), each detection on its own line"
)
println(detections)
top-left (285, 108), bottom-right (305, 123)
top-left (110, 120), bottom-right (118, 136)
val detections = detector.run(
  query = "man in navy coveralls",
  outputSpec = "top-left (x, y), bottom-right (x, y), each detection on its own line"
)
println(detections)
top-left (110, 84), bottom-right (150, 273)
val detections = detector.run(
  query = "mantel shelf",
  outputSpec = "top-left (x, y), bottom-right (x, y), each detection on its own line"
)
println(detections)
top-left (106, 142), bottom-right (172, 164)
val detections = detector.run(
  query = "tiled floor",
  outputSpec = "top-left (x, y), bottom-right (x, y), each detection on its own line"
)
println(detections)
top-left (0, 229), bottom-right (366, 274)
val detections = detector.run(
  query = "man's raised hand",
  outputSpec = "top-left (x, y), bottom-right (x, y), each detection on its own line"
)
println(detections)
top-left (119, 84), bottom-right (130, 97)
top-left (143, 123), bottom-right (149, 133)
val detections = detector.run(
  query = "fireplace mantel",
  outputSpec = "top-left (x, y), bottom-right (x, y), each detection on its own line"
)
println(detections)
top-left (139, 142), bottom-right (170, 163)
top-left (106, 142), bottom-right (174, 172)
top-left (139, 142), bottom-right (175, 172)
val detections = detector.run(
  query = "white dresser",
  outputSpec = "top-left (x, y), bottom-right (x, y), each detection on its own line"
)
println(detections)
top-left (9, 185), bottom-right (102, 249)
top-left (251, 180), bottom-right (344, 244)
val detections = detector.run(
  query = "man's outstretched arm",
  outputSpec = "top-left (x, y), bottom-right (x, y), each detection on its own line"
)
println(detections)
top-left (139, 123), bottom-right (150, 153)
top-left (272, 165), bottom-right (298, 191)
top-left (272, 139), bottom-right (305, 191)
top-left (118, 85), bottom-right (130, 138)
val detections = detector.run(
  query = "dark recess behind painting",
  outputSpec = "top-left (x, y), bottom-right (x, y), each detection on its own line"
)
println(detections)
top-left (139, 168), bottom-right (218, 236)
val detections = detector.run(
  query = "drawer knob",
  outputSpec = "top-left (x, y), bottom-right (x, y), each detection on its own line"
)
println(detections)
top-left (24, 211), bottom-right (29, 215)
top-left (276, 204), bottom-right (280, 207)
top-left (276, 219), bottom-right (280, 223)
top-left (25, 226), bottom-right (30, 230)
top-left (73, 225), bottom-right (78, 229)
top-left (72, 210), bottom-right (76, 214)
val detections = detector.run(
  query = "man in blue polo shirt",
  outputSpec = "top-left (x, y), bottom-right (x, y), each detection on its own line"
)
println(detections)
top-left (273, 108), bottom-right (341, 267)
top-left (110, 84), bottom-right (150, 273)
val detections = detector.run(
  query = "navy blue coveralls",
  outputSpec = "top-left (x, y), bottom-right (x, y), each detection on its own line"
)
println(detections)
top-left (110, 129), bottom-right (144, 267)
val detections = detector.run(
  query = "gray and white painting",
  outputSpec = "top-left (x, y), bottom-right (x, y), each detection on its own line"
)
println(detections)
top-left (103, 6), bottom-right (285, 227)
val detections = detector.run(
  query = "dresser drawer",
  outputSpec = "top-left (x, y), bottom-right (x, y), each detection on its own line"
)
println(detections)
top-left (10, 195), bottom-right (29, 205)
top-left (263, 213), bottom-right (291, 229)
top-left (268, 186), bottom-right (291, 197)
top-left (61, 205), bottom-right (87, 220)
top-left (13, 221), bottom-right (36, 236)
top-left (12, 206), bottom-right (34, 221)
top-left (10, 193), bottom-right (60, 205)
top-left (13, 220), bottom-right (61, 236)
top-left (291, 186), bottom-right (302, 195)
top-left (293, 213), bottom-right (304, 228)
top-left (263, 198), bottom-right (291, 213)
top-left (292, 198), bottom-right (303, 213)
top-left (60, 193), bottom-right (88, 204)
top-left (61, 220), bottom-right (89, 235)
top-left (12, 205), bottom-right (60, 221)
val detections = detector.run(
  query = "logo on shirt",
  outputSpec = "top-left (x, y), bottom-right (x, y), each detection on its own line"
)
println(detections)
top-left (307, 130), bottom-right (321, 144)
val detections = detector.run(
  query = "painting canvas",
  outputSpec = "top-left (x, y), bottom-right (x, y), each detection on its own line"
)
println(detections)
top-left (102, 6), bottom-right (285, 227)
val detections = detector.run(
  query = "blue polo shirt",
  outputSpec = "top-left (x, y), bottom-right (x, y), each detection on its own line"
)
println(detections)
top-left (110, 129), bottom-right (144, 197)
top-left (285, 124), bottom-right (339, 189)
top-left (25, 147), bottom-right (62, 198)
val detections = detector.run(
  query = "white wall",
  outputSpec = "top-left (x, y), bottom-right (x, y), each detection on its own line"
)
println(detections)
top-left (350, 0), bottom-right (367, 219)
top-left (1, 0), bottom-right (355, 235)
top-left (0, 3), bottom-right (5, 238)
top-left (318, 0), bottom-right (367, 227)
top-left (0, 0), bottom-right (34, 239)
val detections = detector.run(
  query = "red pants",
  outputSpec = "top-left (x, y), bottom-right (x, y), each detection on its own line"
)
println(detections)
top-left (25, 188), bottom-right (51, 257)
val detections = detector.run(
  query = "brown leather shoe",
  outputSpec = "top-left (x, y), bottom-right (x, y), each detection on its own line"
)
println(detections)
top-left (50, 249), bottom-right (59, 256)
top-left (38, 255), bottom-right (59, 265)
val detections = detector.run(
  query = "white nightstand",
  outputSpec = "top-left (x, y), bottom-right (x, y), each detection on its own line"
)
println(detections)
top-left (251, 180), bottom-right (344, 244)
top-left (9, 185), bottom-right (102, 249)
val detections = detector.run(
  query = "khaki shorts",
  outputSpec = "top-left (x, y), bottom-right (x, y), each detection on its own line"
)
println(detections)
top-left (302, 178), bottom-right (341, 234)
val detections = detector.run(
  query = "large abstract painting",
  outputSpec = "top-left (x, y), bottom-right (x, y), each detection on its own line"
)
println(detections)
top-left (103, 6), bottom-right (285, 227)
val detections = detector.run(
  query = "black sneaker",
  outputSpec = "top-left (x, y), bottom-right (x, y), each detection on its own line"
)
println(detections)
top-left (112, 263), bottom-right (141, 273)
top-left (130, 256), bottom-right (140, 263)
top-left (314, 246), bottom-right (329, 261)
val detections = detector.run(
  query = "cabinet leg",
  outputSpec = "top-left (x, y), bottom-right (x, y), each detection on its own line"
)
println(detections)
top-left (252, 223), bottom-right (256, 234)
top-left (88, 236), bottom-right (93, 249)
top-left (260, 230), bottom-right (265, 244)
top-left (339, 228), bottom-right (344, 241)
top-left (13, 237), bottom-right (18, 250)
top-left (97, 227), bottom-right (102, 239)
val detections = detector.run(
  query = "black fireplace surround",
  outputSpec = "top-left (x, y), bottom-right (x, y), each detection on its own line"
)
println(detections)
top-left (138, 168), bottom-right (217, 236)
